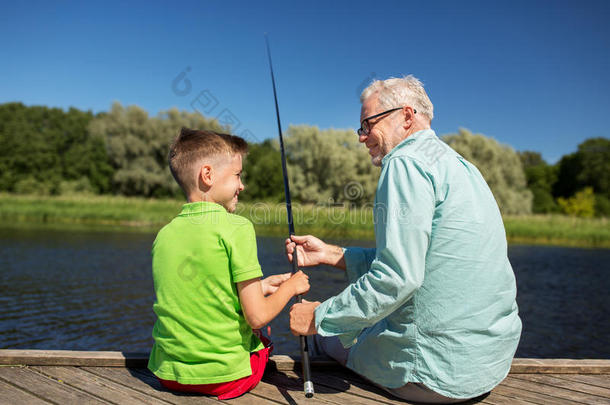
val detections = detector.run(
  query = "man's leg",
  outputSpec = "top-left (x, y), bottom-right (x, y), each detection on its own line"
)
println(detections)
top-left (312, 335), bottom-right (349, 366)
top-left (313, 335), bottom-right (473, 404)
top-left (381, 384), bottom-right (470, 404)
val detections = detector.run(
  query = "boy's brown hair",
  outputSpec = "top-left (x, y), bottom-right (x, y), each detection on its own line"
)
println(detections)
top-left (169, 127), bottom-right (248, 194)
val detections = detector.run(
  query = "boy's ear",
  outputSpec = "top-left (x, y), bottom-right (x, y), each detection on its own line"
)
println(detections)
top-left (198, 164), bottom-right (214, 187)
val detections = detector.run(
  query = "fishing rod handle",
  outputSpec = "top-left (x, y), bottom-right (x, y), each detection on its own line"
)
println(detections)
top-left (300, 335), bottom-right (314, 397)
top-left (293, 243), bottom-right (313, 396)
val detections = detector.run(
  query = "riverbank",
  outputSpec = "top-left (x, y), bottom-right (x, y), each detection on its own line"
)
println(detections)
top-left (1, 193), bottom-right (608, 248)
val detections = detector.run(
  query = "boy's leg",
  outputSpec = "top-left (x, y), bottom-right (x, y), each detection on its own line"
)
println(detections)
top-left (216, 344), bottom-right (271, 400)
top-left (158, 343), bottom-right (272, 400)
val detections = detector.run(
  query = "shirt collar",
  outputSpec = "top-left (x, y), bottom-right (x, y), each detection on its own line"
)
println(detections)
top-left (381, 128), bottom-right (436, 165)
top-left (178, 201), bottom-right (226, 216)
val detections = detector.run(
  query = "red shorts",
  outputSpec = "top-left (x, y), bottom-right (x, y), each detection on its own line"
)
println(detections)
top-left (158, 336), bottom-right (272, 400)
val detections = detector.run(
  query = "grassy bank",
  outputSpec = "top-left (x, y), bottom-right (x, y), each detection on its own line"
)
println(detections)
top-left (0, 193), bottom-right (608, 248)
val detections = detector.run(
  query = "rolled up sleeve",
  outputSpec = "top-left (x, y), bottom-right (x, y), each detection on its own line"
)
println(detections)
top-left (315, 157), bottom-right (434, 347)
top-left (343, 247), bottom-right (376, 283)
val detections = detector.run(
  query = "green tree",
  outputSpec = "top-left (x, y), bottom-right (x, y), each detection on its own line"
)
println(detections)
top-left (557, 187), bottom-right (595, 218)
top-left (0, 102), bottom-right (113, 194)
top-left (241, 139), bottom-right (284, 202)
top-left (575, 138), bottom-right (609, 196)
top-left (595, 195), bottom-right (610, 217)
top-left (554, 138), bottom-right (610, 197)
top-left (518, 151), bottom-right (558, 213)
top-left (443, 128), bottom-right (533, 214)
top-left (554, 137), bottom-right (610, 217)
top-left (518, 151), bottom-right (545, 168)
top-left (88, 102), bottom-right (226, 197)
top-left (283, 125), bottom-right (380, 205)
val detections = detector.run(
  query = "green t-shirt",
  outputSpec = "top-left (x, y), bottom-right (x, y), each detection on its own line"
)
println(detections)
top-left (148, 201), bottom-right (264, 384)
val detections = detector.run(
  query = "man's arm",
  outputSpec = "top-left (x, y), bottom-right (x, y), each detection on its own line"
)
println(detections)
top-left (238, 271), bottom-right (309, 329)
top-left (312, 157), bottom-right (434, 345)
top-left (285, 235), bottom-right (377, 278)
top-left (322, 243), bottom-right (347, 269)
top-left (343, 247), bottom-right (377, 282)
top-left (287, 246), bottom-right (378, 336)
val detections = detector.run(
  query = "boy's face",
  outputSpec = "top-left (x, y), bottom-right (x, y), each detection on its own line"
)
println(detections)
top-left (210, 154), bottom-right (245, 213)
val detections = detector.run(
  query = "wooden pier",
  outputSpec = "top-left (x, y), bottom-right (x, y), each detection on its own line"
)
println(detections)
top-left (0, 350), bottom-right (608, 404)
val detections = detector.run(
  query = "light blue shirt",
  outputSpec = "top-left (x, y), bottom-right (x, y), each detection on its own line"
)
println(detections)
top-left (314, 129), bottom-right (522, 399)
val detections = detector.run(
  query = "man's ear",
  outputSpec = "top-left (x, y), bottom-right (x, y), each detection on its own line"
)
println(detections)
top-left (198, 164), bottom-right (214, 187)
top-left (402, 106), bottom-right (416, 130)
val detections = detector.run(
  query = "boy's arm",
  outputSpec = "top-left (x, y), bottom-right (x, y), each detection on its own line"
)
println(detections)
top-left (237, 271), bottom-right (309, 330)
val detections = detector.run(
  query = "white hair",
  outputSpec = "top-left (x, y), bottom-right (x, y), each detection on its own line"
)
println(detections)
top-left (360, 75), bottom-right (434, 122)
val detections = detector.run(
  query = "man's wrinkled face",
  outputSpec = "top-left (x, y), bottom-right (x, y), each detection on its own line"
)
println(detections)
top-left (359, 94), bottom-right (404, 166)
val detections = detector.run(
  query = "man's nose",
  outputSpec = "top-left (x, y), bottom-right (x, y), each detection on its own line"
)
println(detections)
top-left (358, 132), bottom-right (368, 143)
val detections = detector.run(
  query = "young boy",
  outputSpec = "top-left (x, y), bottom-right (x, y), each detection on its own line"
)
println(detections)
top-left (148, 127), bottom-right (309, 399)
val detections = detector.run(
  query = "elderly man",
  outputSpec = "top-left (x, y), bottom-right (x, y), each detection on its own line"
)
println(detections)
top-left (286, 76), bottom-right (521, 403)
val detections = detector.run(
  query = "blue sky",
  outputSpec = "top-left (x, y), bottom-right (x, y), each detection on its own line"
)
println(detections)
top-left (1, 0), bottom-right (609, 163)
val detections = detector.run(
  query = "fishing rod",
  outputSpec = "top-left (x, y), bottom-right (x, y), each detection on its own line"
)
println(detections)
top-left (264, 34), bottom-right (314, 398)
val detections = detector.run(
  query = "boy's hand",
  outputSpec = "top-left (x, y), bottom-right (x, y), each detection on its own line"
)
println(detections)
top-left (261, 273), bottom-right (291, 296)
top-left (285, 270), bottom-right (310, 296)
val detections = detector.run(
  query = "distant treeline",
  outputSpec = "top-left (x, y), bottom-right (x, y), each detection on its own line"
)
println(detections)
top-left (1, 102), bottom-right (608, 217)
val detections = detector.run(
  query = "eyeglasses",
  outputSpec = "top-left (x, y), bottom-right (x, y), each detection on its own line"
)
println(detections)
top-left (357, 107), bottom-right (416, 136)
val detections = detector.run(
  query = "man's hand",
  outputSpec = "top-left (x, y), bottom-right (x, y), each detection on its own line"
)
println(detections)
top-left (261, 273), bottom-right (291, 296)
top-left (285, 235), bottom-right (327, 267)
top-left (289, 299), bottom-right (320, 336)
top-left (285, 235), bottom-right (347, 270)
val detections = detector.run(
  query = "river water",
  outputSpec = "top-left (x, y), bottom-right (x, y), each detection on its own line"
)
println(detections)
top-left (0, 227), bottom-right (608, 358)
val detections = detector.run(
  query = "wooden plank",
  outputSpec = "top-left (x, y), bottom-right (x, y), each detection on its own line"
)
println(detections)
top-left (83, 367), bottom-right (277, 405)
top-left (491, 382), bottom-right (580, 405)
top-left (510, 373), bottom-right (610, 399)
top-left (0, 350), bottom-right (337, 370)
top-left (2, 350), bottom-right (608, 374)
top-left (0, 378), bottom-right (52, 405)
top-left (264, 369), bottom-right (377, 405)
top-left (2, 348), bottom-right (609, 405)
top-left (269, 355), bottom-right (341, 372)
top-left (503, 375), bottom-right (607, 404)
top-left (0, 350), bottom-right (148, 367)
top-left (477, 391), bottom-right (540, 405)
top-left (318, 376), bottom-right (403, 403)
top-left (248, 379), bottom-right (322, 404)
top-left (0, 366), bottom-right (110, 404)
top-left (321, 367), bottom-right (508, 405)
top-left (252, 368), bottom-right (395, 405)
top-left (312, 369), bottom-right (422, 404)
top-left (32, 366), bottom-right (172, 405)
top-left (82, 367), bottom-right (220, 404)
top-left (266, 369), bottom-right (471, 405)
top-left (130, 368), bottom-right (279, 405)
top-left (550, 373), bottom-right (610, 390)
top-left (511, 358), bottom-right (610, 374)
